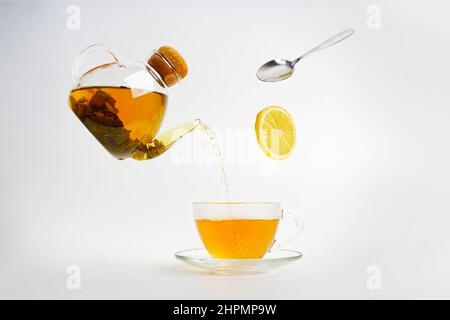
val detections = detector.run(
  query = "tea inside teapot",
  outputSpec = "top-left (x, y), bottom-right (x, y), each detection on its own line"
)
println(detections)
top-left (69, 86), bottom-right (167, 159)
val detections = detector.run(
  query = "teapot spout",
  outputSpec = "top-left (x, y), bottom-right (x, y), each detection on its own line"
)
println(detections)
top-left (131, 119), bottom-right (202, 160)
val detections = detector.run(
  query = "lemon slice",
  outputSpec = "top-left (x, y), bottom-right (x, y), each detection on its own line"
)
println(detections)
top-left (255, 105), bottom-right (296, 160)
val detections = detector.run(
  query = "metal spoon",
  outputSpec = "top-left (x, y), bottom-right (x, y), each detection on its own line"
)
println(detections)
top-left (256, 28), bottom-right (355, 82)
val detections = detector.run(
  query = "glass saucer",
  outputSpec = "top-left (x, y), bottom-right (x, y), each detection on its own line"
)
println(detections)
top-left (174, 248), bottom-right (303, 275)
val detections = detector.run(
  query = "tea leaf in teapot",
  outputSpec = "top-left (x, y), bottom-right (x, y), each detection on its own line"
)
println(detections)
top-left (83, 118), bottom-right (140, 159)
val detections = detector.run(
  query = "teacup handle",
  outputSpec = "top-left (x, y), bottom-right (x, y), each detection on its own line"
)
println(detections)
top-left (72, 44), bottom-right (119, 85)
top-left (270, 208), bottom-right (304, 251)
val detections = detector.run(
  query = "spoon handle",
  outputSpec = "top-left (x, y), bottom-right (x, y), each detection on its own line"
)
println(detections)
top-left (292, 28), bottom-right (355, 65)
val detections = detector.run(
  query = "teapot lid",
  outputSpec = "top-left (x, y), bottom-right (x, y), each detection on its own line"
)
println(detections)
top-left (148, 46), bottom-right (188, 87)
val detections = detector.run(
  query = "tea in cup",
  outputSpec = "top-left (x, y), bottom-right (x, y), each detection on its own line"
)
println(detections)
top-left (193, 202), bottom-right (303, 259)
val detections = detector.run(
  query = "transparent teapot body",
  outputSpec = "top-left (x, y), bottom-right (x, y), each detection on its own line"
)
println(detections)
top-left (68, 44), bottom-right (199, 160)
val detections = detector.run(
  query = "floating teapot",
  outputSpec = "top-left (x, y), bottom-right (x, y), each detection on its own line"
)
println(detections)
top-left (68, 44), bottom-right (200, 160)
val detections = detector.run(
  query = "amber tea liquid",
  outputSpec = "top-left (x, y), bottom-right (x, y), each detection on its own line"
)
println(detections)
top-left (69, 86), bottom-right (167, 159)
top-left (196, 219), bottom-right (279, 259)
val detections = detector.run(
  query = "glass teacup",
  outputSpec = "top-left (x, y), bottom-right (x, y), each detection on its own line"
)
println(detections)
top-left (193, 202), bottom-right (303, 259)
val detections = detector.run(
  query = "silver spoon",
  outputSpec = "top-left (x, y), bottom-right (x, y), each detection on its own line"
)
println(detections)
top-left (256, 28), bottom-right (355, 82)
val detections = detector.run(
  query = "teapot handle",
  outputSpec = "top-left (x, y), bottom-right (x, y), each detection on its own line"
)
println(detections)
top-left (72, 44), bottom-right (119, 85)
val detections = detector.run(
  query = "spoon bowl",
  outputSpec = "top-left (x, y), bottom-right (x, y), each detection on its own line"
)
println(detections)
top-left (256, 58), bottom-right (294, 82)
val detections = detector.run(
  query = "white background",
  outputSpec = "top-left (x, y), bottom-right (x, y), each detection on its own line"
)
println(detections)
top-left (1, 0), bottom-right (450, 299)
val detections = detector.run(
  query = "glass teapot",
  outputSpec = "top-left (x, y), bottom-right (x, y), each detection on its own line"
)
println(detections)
top-left (68, 44), bottom-right (200, 160)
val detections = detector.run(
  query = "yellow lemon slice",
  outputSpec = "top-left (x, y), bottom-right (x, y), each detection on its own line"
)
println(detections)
top-left (255, 105), bottom-right (296, 160)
